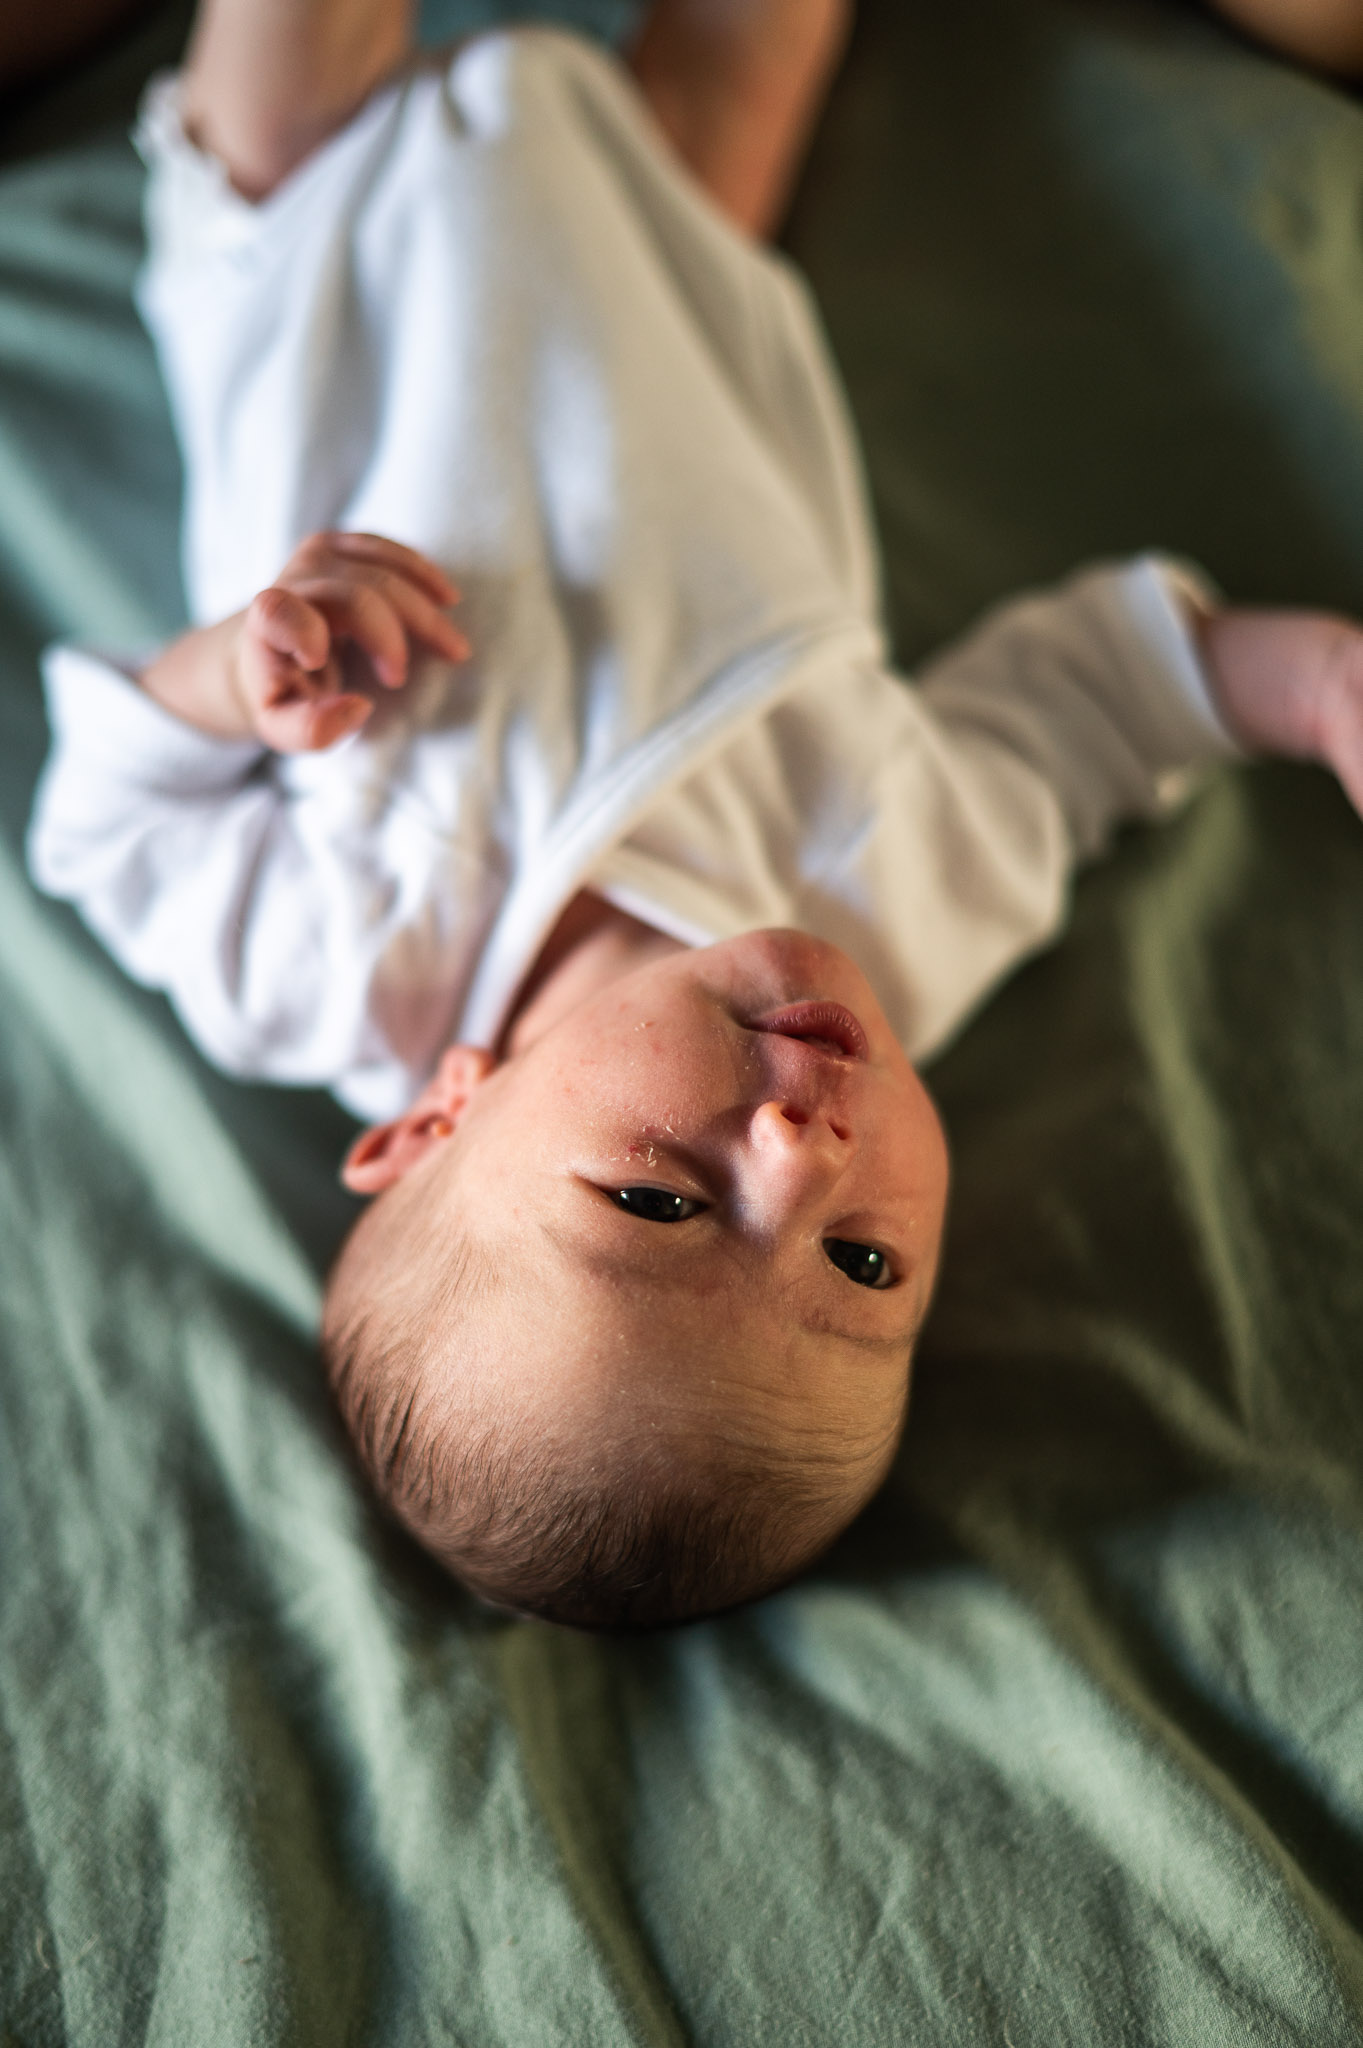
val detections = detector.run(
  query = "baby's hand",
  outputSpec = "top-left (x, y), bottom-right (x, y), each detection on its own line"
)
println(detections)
top-left (1201, 607), bottom-right (1363, 814)
top-left (234, 532), bottom-right (469, 751)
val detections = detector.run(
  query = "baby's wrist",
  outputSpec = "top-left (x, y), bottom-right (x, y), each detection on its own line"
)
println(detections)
top-left (1189, 607), bottom-right (1253, 749)
top-left (138, 611), bottom-right (259, 742)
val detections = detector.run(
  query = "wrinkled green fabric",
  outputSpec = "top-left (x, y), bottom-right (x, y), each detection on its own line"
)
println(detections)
top-left (4, 1), bottom-right (1363, 2041)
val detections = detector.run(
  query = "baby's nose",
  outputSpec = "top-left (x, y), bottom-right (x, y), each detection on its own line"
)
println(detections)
top-left (740, 1099), bottom-right (852, 1233)
top-left (749, 1095), bottom-right (852, 1160)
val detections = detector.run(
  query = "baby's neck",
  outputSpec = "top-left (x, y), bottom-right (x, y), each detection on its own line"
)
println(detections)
top-left (500, 890), bottom-right (685, 1058)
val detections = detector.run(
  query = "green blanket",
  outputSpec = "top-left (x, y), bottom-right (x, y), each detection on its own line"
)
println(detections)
top-left (5, 2), bottom-right (1363, 2040)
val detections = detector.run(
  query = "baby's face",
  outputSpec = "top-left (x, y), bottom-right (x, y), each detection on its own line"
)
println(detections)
top-left (406, 930), bottom-right (949, 1471)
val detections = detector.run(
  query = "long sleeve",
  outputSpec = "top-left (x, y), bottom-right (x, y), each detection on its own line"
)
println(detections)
top-left (874, 554), bottom-right (1237, 1053)
top-left (917, 555), bottom-right (1232, 860)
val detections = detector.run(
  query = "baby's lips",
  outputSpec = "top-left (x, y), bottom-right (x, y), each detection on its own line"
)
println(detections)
top-left (748, 1001), bottom-right (870, 1061)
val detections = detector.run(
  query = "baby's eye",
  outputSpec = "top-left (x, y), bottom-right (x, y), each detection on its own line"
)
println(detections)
top-left (824, 1239), bottom-right (894, 1289)
top-left (608, 1187), bottom-right (706, 1222)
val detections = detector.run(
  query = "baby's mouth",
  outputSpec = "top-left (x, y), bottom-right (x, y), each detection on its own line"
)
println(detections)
top-left (747, 1001), bottom-right (869, 1061)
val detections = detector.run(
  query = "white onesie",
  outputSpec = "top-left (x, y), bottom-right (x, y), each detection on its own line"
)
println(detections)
top-left (27, 27), bottom-right (1238, 1121)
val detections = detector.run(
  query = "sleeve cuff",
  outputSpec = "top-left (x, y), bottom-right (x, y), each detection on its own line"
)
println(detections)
top-left (134, 72), bottom-right (268, 262)
top-left (1117, 555), bottom-right (1242, 762)
top-left (134, 65), bottom-right (408, 264)
top-left (41, 644), bottom-right (264, 794)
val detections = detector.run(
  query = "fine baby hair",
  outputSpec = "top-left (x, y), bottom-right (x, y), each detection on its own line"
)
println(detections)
top-left (322, 1149), bottom-right (892, 1630)
top-left (324, 1294), bottom-right (867, 1631)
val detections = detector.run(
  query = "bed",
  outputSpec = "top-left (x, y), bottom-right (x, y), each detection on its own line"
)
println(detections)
top-left (4, 0), bottom-right (1363, 2039)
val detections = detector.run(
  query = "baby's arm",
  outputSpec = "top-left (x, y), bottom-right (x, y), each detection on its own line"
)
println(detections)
top-left (921, 570), bottom-right (1363, 866)
top-left (799, 561), bottom-right (1232, 1061)
top-left (878, 564), bottom-right (1363, 1058)
top-left (139, 532), bottom-right (467, 753)
top-left (627, 0), bottom-right (851, 237)
top-left (180, 0), bottom-right (413, 199)
top-left (29, 533), bottom-right (469, 1099)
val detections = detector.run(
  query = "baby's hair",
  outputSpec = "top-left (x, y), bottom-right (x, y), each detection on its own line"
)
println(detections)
top-left (323, 1178), bottom-right (895, 1631)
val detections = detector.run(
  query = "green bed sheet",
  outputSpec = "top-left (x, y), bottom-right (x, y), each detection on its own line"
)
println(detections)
top-left (4, 1), bottom-right (1363, 2040)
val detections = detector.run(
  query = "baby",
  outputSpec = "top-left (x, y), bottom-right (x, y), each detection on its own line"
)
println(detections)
top-left (27, 0), bottom-right (1363, 1629)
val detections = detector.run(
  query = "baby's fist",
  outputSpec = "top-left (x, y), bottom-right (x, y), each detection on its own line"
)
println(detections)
top-left (1201, 608), bottom-right (1363, 815)
top-left (235, 531), bottom-right (469, 752)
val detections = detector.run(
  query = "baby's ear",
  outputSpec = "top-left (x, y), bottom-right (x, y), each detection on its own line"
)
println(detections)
top-left (341, 1043), bottom-right (496, 1193)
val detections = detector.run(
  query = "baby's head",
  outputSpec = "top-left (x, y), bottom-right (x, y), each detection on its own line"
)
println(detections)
top-left (322, 931), bottom-right (949, 1629)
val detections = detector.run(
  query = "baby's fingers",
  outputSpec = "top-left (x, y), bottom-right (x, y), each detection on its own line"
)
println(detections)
top-left (304, 576), bottom-right (467, 686)
top-left (321, 531), bottom-right (459, 608)
top-left (305, 579), bottom-right (413, 688)
top-left (242, 625), bottom-right (372, 752)
top-left (248, 585), bottom-right (332, 674)
top-left (373, 571), bottom-right (471, 672)
top-left (257, 691), bottom-right (374, 753)
top-left (251, 644), bottom-right (373, 750)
